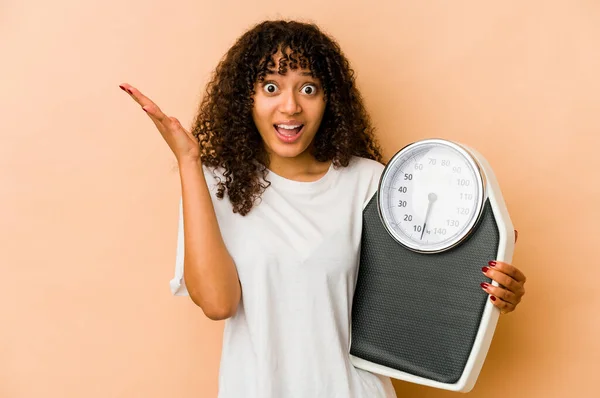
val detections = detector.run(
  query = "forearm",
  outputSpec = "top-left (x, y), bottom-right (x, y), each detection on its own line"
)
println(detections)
top-left (178, 157), bottom-right (241, 320)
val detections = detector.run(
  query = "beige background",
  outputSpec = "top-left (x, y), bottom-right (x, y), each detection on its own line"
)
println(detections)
top-left (2, 0), bottom-right (598, 397)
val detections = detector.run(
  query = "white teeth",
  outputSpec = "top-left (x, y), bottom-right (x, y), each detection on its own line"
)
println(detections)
top-left (276, 124), bottom-right (302, 129)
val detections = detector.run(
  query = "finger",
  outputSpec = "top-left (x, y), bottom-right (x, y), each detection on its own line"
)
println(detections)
top-left (119, 84), bottom-right (196, 148)
top-left (482, 266), bottom-right (524, 295)
top-left (119, 84), bottom-right (133, 95)
top-left (118, 84), bottom-right (183, 132)
top-left (488, 295), bottom-right (516, 314)
top-left (118, 83), bottom-right (160, 112)
top-left (142, 106), bottom-right (168, 134)
top-left (140, 102), bottom-right (175, 127)
top-left (142, 110), bottom-right (197, 149)
top-left (488, 260), bottom-right (526, 284)
top-left (119, 84), bottom-right (167, 130)
top-left (480, 282), bottom-right (520, 305)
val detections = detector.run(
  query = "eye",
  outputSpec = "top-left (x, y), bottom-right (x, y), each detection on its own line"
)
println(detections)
top-left (301, 84), bottom-right (317, 95)
top-left (263, 83), bottom-right (278, 94)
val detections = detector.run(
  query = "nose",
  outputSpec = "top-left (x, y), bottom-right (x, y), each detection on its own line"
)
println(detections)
top-left (279, 90), bottom-right (302, 115)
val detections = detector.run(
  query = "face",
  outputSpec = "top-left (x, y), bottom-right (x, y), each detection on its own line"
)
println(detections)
top-left (251, 59), bottom-right (326, 164)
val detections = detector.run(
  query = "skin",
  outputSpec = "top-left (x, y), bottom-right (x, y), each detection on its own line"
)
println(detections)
top-left (118, 65), bottom-right (526, 315)
top-left (482, 230), bottom-right (527, 314)
top-left (118, 83), bottom-right (240, 319)
top-left (251, 57), bottom-right (331, 182)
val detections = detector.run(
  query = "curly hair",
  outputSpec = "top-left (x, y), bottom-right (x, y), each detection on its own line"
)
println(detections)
top-left (191, 20), bottom-right (383, 216)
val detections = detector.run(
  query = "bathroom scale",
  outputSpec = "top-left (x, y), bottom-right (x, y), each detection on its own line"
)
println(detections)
top-left (350, 138), bottom-right (515, 392)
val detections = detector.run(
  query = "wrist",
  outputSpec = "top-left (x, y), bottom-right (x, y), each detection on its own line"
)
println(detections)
top-left (178, 155), bottom-right (201, 168)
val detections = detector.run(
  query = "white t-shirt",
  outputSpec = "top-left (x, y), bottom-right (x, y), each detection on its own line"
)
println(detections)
top-left (170, 156), bottom-right (397, 398)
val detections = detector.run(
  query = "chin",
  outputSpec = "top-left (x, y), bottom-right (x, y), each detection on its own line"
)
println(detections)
top-left (272, 147), bottom-right (307, 159)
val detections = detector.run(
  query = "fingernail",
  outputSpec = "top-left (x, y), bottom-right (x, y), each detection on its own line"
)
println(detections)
top-left (482, 266), bottom-right (489, 273)
top-left (119, 85), bottom-right (132, 94)
top-left (480, 282), bottom-right (489, 289)
top-left (142, 107), bottom-right (148, 112)
top-left (488, 261), bottom-right (497, 267)
top-left (490, 296), bottom-right (497, 301)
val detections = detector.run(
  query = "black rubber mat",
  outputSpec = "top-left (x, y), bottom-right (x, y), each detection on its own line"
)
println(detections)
top-left (351, 193), bottom-right (498, 383)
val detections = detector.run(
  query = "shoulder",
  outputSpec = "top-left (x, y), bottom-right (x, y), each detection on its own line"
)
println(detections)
top-left (199, 164), bottom-right (233, 213)
top-left (336, 156), bottom-right (386, 208)
top-left (201, 164), bottom-right (226, 192)
top-left (344, 156), bottom-right (385, 179)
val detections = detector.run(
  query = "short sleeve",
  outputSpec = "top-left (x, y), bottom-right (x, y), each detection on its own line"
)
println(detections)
top-left (368, 162), bottom-right (385, 196)
top-left (168, 165), bottom-right (226, 296)
top-left (169, 197), bottom-right (188, 296)
top-left (362, 159), bottom-right (385, 210)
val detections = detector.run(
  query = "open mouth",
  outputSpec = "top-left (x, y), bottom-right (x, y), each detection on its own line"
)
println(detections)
top-left (273, 124), bottom-right (305, 143)
top-left (274, 124), bottom-right (304, 136)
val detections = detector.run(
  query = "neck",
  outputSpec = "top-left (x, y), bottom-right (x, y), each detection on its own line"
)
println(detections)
top-left (266, 152), bottom-right (331, 182)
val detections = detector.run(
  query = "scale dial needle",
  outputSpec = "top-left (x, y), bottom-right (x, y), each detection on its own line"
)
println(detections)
top-left (420, 193), bottom-right (438, 240)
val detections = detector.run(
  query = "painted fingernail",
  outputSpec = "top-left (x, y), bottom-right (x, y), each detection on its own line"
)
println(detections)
top-left (482, 266), bottom-right (489, 273)
top-left (119, 85), bottom-right (132, 94)
top-left (480, 282), bottom-right (489, 289)
top-left (488, 261), bottom-right (497, 267)
top-left (490, 296), bottom-right (497, 302)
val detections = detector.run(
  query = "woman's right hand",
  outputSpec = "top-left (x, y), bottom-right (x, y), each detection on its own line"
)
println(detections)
top-left (119, 83), bottom-right (200, 163)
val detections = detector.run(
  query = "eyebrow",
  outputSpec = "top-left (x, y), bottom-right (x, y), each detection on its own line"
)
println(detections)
top-left (265, 70), bottom-right (314, 77)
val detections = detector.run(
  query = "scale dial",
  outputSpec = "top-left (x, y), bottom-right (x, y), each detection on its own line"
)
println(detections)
top-left (378, 139), bottom-right (487, 253)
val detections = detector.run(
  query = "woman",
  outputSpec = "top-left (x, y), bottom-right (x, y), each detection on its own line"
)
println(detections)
top-left (119, 19), bottom-right (526, 398)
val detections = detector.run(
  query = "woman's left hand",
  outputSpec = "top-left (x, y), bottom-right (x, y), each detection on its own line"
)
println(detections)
top-left (480, 229), bottom-right (526, 314)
